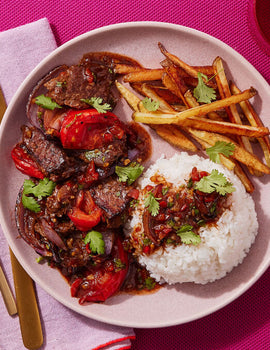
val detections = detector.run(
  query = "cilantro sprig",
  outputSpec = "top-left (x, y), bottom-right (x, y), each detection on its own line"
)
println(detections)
top-left (115, 163), bottom-right (144, 185)
top-left (84, 230), bottom-right (105, 255)
top-left (194, 169), bottom-right (235, 195)
top-left (206, 141), bottom-right (235, 164)
top-left (193, 72), bottom-right (216, 104)
top-left (81, 97), bottom-right (112, 113)
top-left (35, 94), bottom-right (62, 110)
top-left (176, 224), bottom-right (201, 245)
top-left (144, 192), bottom-right (160, 217)
top-left (142, 97), bottom-right (160, 111)
top-left (22, 178), bottom-right (56, 212)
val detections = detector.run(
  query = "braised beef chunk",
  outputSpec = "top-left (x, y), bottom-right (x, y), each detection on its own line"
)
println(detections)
top-left (91, 177), bottom-right (130, 219)
top-left (44, 62), bottom-right (116, 109)
top-left (22, 125), bottom-right (79, 181)
top-left (46, 182), bottom-right (78, 217)
top-left (79, 140), bottom-right (127, 168)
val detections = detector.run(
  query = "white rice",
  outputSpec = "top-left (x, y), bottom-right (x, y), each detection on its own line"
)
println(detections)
top-left (126, 153), bottom-right (258, 284)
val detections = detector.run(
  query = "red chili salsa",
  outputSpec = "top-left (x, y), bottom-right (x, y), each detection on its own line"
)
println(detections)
top-left (131, 167), bottom-right (231, 256)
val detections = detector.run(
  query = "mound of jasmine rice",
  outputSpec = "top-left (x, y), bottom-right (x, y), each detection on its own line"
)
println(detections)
top-left (126, 153), bottom-right (258, 284)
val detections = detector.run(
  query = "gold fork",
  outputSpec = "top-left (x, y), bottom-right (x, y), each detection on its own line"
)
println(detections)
top-left (0, 86), bottom-right (43, 350)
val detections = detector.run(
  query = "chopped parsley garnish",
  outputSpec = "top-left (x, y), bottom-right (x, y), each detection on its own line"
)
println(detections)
top-left (115, 163), bottom-right (144, 185)
top-left (35, 94), bottom-right (62, 110)
top-left (194, 169), bottom-right (235, 195)
top-left (144, 192), bottom-right (160, 217)
top-left (142, 97), bottom-right (160, 111)
top-left (81, 97), bottom-right (111, 113)
top-left (193, 72), bottom-right (216, 104)
top-left (176, 224), bottom-right (201, 245)
top-left (84, 230), bottom-right (105, 255)
top-left (206, 141), bottom-right (235, 164)
top-left (22, 178), bottom-right (56, 212)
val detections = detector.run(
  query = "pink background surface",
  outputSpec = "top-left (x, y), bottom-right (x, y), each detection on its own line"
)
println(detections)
top-left (1, 0), bottom-right (270, 349)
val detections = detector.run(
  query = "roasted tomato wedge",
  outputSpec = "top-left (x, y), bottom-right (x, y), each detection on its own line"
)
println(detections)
top-left (60, 109), bottom-right (125, 150)
top-left (71, 236), bottom-right (129, 303)
top-left (11, 144), bottom-right (44, 179)
top-left (68, 190), bottom-right (103, 231)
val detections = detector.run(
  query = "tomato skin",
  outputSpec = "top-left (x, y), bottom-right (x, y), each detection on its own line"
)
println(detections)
top-left (71, 237), bottom-right (129, 303)
top-left (68, 190), bottom-right (102, 231)
top-left (68, 207), bottom-right (102, 231)
top-left (11, 144), bottom-right (44, 179)
top-left (77, 160), bottom-right (99, 187)
top-left (60, 109), bottom-right (125, 150)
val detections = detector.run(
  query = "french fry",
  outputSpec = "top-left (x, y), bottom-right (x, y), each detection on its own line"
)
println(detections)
top-left (134, 111), bottom-right (269, 137)
top-left (163, 65), bottom-right (189, 100)
top-left (162, 72), bottom-right (188, 106)
top-left (151, 124), bottom-right (198, 152)
top-left (159, 42), bottom-right (200, 79)
top-left (233, 162), bottom-right (255, 193)
top-left (187, 130), bottom-right (235, 171)
top-left (116, 81), bottom-right (197, 152)
top-left (212, 57), bottom-right (257, 174)
top-left (134, 87), bottom-right (258, 124)
top-left (230, 82), bottom-right (270, 168)
top-left (159, 42), bottom-right (216, 88)
top-left (114, 64), bottom-right (146, 74)
top-left (184, 90), bottom-right (200, 109)
top-left (115, 80), bottom-right (141, 112)
top-left (141, 84), bottom-right (174, 112)
top-left (187, 128), bottom-right (254, 192)
top-left (185, 128), bottom-right (270, 174)
top-left (123, 69), bottom-right (164, 83)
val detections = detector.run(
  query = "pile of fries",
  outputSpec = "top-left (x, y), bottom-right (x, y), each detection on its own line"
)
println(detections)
top-left (114, 42), bottom-right (270, 193)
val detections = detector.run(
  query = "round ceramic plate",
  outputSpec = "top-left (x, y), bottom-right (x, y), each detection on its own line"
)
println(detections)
top-left (0, 22), bottom-right (270, 328)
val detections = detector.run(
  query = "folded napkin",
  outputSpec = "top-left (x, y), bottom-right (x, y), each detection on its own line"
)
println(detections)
top-left (0, 18), bottom-right (135, 350)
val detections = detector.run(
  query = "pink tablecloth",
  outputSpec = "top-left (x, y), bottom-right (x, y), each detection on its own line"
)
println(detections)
top-left (1, 0), bottom-right (269, 349)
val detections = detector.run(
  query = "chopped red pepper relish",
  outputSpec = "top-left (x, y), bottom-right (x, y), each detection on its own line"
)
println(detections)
top-left (131, 167), bottom-right (231, 255)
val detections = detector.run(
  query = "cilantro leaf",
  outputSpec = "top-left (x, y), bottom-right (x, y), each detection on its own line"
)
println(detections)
top-left (144, 277), bottom-right (156, 290)
top-left (115, 163), bottom-right (144, 185)
top-left (84, 230), bottom-right (105, 255)
top-left (23, 178), bottom-right (56, 200)
top-left (193, 72), bottom-right (216, 104)
top-left (142, 97), bottom-right (160, 111)
top-left (194, 169), bottom-right (235, 195)
top-left (22, 178), bottom-right (56, 212)
top-left (35, 94), bottom-right (62, 110)
top-left (206, 141), bottom-right (235, 163)
top-left (144, 192), bottom-right (160, 216)
top-left (81, 97), bottom-right (111, 113)
top-left (176, 224), bottom-right (201, 245)
top-left (21, 193), bottom-right (41, 213)
top-left (114, 258), bottom-right (126, 272)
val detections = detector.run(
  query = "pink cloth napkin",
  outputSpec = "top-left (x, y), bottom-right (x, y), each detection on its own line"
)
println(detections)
top-left (0, 18), bottom-right (135, 350)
